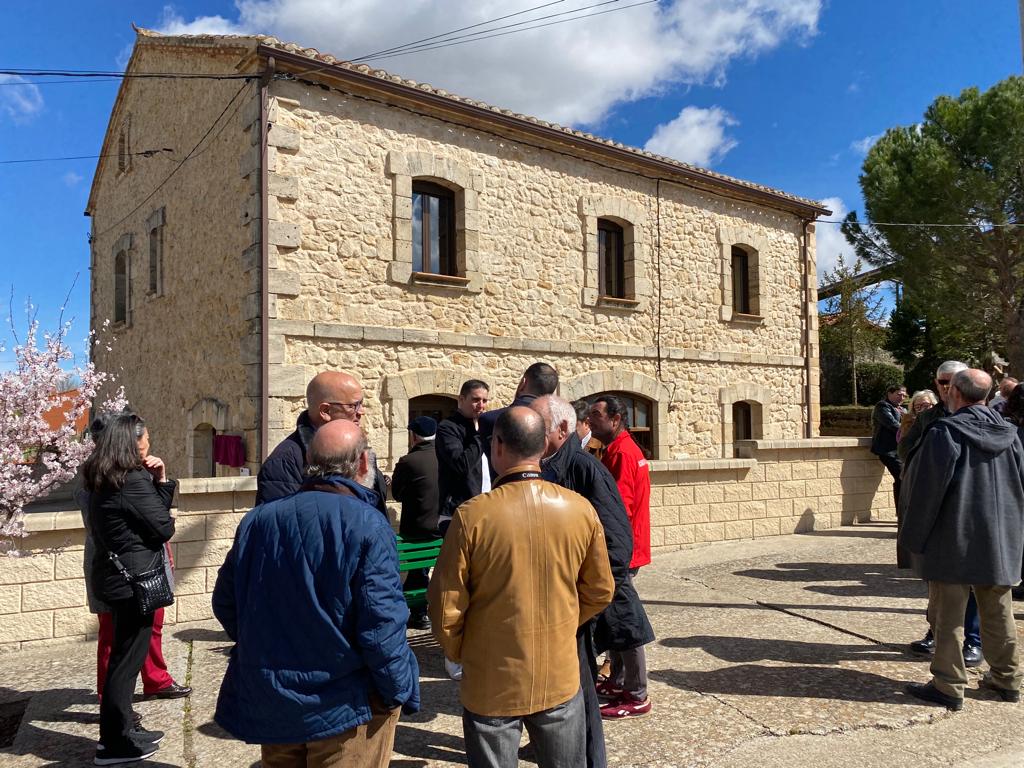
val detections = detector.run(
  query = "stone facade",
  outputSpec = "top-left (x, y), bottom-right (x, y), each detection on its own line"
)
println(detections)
top-left (86, 31), bottom-right (825, 478)
top-left (0, 444), bottom-right (894, 651)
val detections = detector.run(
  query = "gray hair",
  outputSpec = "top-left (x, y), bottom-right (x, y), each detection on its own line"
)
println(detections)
top-left (951, 369), bottom-right (991, 403)
top-left (306, 431), bottom-right (369, 480)
top-left (540, 396), bottom-right (577, 435)
top-left (936, 360), bottom-right (968, 378)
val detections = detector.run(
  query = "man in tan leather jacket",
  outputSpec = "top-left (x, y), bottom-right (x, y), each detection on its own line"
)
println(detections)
top-left (428, 407), bottom-right (615, 768)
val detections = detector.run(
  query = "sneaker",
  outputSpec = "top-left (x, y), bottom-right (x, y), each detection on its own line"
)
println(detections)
top-left (600, 695), bottom-right (652, 719)
top-left (595, 680), bottom-right (624, 699)
top-left (130, 728), bottom-right (164, 745)
top-left (94, 741), bottom-right (159, 765)
top-left (407, 612), bottom-right (431, 631)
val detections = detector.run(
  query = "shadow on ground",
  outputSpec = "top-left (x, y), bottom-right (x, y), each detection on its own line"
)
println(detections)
top-left (661, 635), bottom-right (906, 665)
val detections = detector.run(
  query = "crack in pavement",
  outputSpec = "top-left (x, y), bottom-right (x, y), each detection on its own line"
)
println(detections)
top-left (182, 640), bottom-right (196, 768)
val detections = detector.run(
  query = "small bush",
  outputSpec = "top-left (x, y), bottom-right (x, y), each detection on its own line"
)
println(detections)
top-left (856, 362), bottom-right (905, 405)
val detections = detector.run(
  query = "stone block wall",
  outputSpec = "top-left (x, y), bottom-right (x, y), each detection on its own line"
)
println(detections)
top-left (0, 443), bottom-right (893, 652)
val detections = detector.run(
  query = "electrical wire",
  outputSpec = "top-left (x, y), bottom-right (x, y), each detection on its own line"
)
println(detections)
top-left (358, 0), bottom-right (658, 63)
top-left (0, 149), bottom-right (173, 166)
top-left (0, 68), bottom-right (256, 81)
top-left (93, 80), bottom-right (254, 241)
top-left (0, 78), bottom-right (123, 86)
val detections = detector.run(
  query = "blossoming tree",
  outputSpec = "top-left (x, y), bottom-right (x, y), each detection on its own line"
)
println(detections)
top-left (0, 314), bottom-right (126, 541)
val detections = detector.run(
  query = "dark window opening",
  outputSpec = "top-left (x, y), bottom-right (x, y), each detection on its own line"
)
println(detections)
top-left (731, 245), bottom-right (751, 314)
top-left (598, 219), bottom-right (625, 298)
top-left (114, 251), bottom-right (128, 324)
top-left (409, 394), bottom-right (458, 423)
top-left (148, 225), bottom-right (162, 295)
top-left (733, 401), bottom-right (753, 443)
top-left (412, 181), bottom-right (456, 276)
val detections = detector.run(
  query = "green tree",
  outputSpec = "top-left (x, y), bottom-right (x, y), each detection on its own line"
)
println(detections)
top-left (842, 76), bottom-right (1024, 374)
top-left (818, 255), bottom-right (887, 405)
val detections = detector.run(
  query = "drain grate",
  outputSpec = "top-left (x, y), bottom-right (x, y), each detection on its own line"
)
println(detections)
top-left (0, 699), bottom-right (29, 749)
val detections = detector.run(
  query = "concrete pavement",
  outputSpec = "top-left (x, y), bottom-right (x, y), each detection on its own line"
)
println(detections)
top-left (2, 521), bottom-right (1023, 767)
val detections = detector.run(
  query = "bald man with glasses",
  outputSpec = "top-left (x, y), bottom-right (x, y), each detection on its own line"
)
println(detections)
top-left (256, 371), bottom-right (389, 515)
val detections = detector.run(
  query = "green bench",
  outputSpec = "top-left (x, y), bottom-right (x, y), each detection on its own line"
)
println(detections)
top-left (396, 535), bottom-right (443, 609)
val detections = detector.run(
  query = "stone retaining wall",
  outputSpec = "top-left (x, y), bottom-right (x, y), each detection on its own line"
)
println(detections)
top-left (0, 439), bottom-right (893, 651)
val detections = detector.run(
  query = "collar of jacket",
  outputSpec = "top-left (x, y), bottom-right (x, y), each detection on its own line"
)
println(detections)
top-left (296, 410), bottom-right (317, 455)
top-left (298, 474), bottom-right (378, 506)
top-left (540, 432), bottom-right (582, 479)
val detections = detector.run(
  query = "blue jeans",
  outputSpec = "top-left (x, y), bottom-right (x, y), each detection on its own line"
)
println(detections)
top-left (965, 589), bottom-right (981, 648)
top-left (463, 689), bottom-right (585, 768)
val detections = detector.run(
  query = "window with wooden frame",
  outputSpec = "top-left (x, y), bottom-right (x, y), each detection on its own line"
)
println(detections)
top-left (114, 250), bottom-right (129, 324)
top-left (598, 219), bottom-right (626, 299)
top-left (591, 390), bottom-right (655, 458)
top-left (731, 245), bottom-right (751, 315)
top-left (411, 181), bottom-right (457, 277)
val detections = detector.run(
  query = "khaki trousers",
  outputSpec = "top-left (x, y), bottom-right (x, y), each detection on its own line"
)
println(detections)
top-left (928, 582), bottom-right (1022, 699)
top-left (260, 700), bottom-right (401, 768)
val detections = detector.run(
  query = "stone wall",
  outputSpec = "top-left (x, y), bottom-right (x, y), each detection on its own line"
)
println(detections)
top-left (88, 42), bottom-right (259, 479)
top-left (0, 442), bottom-right (893, 651)
top-left (260, 77), bottom-right (820, 465)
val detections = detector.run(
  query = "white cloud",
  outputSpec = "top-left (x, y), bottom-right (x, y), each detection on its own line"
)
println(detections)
top-left (849, 133), bottom-right (881, 155)
top-left (815, 196), bottom-right (858, 282)
top-left (62, 171), bottom-right (83, 187)
top-left (643, 106), bottom-right (738, 166)
top-left (0, 75), bottom-right (44, 123)
top-left (154, 0), bottom-right (821, 127)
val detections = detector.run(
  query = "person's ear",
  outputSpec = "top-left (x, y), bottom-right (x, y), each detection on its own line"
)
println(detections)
top-left (359, 449), bottom-right (370, 477)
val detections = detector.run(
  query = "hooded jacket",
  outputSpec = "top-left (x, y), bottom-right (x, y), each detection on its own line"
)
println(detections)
top-left (213, 475), bottom-right (419, 744)
top-left (542, 434), bottom-right (655, 653)
top-left (899, 405), bottom-right (1024, 585)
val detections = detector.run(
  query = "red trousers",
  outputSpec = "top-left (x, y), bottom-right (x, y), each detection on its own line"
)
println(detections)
top-left (97, 607), bottom-right (173, 697)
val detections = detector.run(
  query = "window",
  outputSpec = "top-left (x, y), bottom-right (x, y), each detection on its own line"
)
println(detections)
top-left (146, 208), bottom-right (165, 296)
top-left (192, 423), bottom-right (215, 478)
top-left (114, 250), bottom-right (129, 324)
top-left (731, 245), bottom-right (751, 315)
top-left (117, 116), bottom-right (131, 174)
top-left (733, 401), bottom-right (753, 442)
top-left (592, 391), bottom-right (654, 458)
top-left (411, 181), bottom-right (456, 276)
top-left (409, 394), bottom-right (458, 423)
top-left (598, 219), bottom-right (625, 298)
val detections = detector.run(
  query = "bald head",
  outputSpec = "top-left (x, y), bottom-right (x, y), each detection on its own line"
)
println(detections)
top-left (306, 371), bottom-right (364, 427)
top-left (948, 368), bottom-right (993, 410)
top-left (530, 395), bottom-right (577, 458)
top-left (492, 406), bottom-right (547, 475)
top-left (306, 420), bottom-right (369, 482)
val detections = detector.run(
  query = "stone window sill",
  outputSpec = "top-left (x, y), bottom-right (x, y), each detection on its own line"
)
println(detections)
top-left (411, 271), bottom-right (471, 289)
top-left (597, 295), bottom-right (640, 310)
top-left (720, 306), bottom-right (764, 325)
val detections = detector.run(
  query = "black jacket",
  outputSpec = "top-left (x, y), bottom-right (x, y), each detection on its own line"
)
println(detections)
top-left (542, 434), bottom-right (655, 652)
top-left (256, 411), bottom-right (388, 516)
top-left (871, 399), bottom-right (902, 457)
top-left (899, 405), bottom-right (1024, 585)
top-left (88, 469), bottom-right (176, 603)
top-left (479, 394), bottom-right (537, 469)
top-left (436, 411), bottom-right (486, 520)
top-left (392, 441), bottom-right (440, 539)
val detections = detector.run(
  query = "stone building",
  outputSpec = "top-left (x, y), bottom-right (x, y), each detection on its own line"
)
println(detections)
top-left (87, 28), bottom-right (828, 479)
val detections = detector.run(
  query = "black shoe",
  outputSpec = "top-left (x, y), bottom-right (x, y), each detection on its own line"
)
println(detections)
top-left (1012, 585), bottom-right (1024, 600)
top-left (145, 681), bottom-right (191, 700)
top-left (979, 675), bottom-right (1021, 702)
top-left (132, 710), bottom-right (143, 727)
top-left (905, 682), bottom-right (963, 711)
top-left (963, 644), bottom-right (983, 668)
top-left (407, 613), bottom-right (431, 630)
top-left (94, 741), bottom-right (159, 765)
top-left (909, 632), bottom-right (935, 656)
top-left (130, 728), bottom-right (164, 746)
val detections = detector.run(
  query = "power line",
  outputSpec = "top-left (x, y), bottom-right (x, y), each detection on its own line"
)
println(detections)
top-left (0, 78), bottom-right (122, 86)
top-left (349, 0), bottom-right (570, 61)
top-left (0, 148), bottom-right (173, 166)
top-left (93, 80), bottom-right (253, 241)
top-left (0, 68), bottom-right (256, 81)
top-left (358, 0), bottom-right (658, 63)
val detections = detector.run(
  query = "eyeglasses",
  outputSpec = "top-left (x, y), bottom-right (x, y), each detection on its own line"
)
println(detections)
top-left (936, 379), bottom-right (951, 386)
top-left (324, 400), bottom-right (365, 413)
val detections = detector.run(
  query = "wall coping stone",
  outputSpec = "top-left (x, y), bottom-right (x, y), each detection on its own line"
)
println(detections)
top-left (649, 458), bottom-right (757, 473)
top-left (178, 477), bottom-right (257, 495)
top-left (737, 437), bottom-right (871, 450)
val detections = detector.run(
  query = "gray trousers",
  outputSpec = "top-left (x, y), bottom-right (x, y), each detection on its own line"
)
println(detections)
top-left (463, 689), bottom-right (585, 768)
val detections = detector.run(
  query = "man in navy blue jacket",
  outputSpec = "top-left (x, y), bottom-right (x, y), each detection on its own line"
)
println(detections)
top-left (213, 420), bottom-right (419, 767)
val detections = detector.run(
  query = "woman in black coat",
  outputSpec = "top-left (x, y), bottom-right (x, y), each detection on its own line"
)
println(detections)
top-left (81, 413), bottom-right (175, 765)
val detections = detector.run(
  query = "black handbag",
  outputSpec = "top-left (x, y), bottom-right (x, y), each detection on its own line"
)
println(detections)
top-left (108, 549), bottom-right (174, 615)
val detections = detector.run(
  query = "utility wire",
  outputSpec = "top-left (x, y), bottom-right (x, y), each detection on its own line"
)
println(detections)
top-left (358, 0), bottom-right (657, 63)
top-left (93, 80), bottom-right (253, 241)
top-left (0, 78), bottom-right (122, 86)
top-left (349, 0), bottom-right (570, 61)
top-left (0, 68), bottom-right (256, 81)
top-left (0, 148), bottom-right (173, 166)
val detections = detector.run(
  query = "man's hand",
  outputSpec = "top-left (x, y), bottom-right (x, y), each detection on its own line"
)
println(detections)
top-left (143, 455), bottom-right (167, 483)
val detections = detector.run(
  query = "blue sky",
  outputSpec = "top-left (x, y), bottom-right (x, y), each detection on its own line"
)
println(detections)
top-left (1, 1), bottom-right (1021, 365)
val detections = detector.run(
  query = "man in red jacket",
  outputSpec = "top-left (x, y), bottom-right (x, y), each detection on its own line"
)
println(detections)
top-left (588, 394), bottom-right (652, 719)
